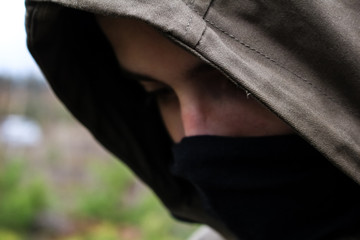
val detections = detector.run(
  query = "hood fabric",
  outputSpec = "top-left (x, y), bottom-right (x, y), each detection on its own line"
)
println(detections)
top-left (26, 0), bottom-right (360, 239)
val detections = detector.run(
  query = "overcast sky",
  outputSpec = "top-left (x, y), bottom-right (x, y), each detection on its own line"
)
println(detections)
top-left (0, 1), bottom-right (43, 80)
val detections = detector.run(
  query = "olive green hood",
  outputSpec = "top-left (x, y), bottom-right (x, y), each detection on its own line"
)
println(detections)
top-left (26, 0), bottom-right (360, 238)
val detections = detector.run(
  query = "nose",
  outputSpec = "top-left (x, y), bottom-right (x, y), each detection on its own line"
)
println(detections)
top-left (180, 96), bottom-right (214, 137)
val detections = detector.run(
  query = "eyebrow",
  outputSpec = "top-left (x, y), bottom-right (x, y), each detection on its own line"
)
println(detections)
top-left (121, 69), bottom-right (159, 82)
top-left (121, 61), bottom-right (215, 82)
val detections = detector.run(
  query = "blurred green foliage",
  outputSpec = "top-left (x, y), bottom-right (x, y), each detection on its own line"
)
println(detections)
top-left (74, 160), bottom-right (197, 240)
top-left (0, 228), bottom-right (22, 240)
top-left (75, 160), bottom-right (133, 222)
top-left (0, 156), bottom-right (197, 240)
top-left (0, 157), bottom-right (48, 232)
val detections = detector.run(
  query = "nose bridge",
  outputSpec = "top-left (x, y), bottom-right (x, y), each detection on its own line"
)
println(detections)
top-left (179, 91), bottom-right (211, 137)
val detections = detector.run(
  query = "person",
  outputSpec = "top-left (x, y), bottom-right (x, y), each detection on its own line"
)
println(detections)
top-left (25, 0), bottom-right (360, 239)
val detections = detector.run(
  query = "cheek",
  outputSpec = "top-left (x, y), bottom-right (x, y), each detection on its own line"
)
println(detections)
top-left (157, 99), bottom-right (185, 143)
top-left (218, 98), bottom-right (293, 136)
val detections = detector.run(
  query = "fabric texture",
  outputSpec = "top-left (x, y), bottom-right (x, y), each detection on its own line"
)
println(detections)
top-left (172, 135), bottom-right (360, 239)
top-left (25, 0), bottom-right (360, 239)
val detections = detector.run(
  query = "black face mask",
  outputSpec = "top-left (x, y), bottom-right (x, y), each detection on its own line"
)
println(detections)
top-left (171, 135), bottom-right (360, 240)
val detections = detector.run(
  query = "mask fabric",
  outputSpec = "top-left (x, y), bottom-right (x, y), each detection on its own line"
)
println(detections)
top-left (171, 135), bottom-right (360, 240)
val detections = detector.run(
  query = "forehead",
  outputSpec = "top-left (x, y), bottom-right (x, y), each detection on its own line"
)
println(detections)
top-left (96, 16), bottom-right (203, 80)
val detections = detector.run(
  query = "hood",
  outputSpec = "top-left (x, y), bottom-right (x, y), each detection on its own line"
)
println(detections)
top-left (26, 0), bottom-right (360, 237)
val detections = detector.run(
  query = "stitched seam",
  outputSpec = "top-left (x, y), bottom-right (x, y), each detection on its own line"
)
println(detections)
top-left (185, 0), bottom-right (195, 34)
top-left (185, 1), bottom-right (208, 46)
top-left (186, 3), bottom-right (340, 106)
top-left (203, 0), bottom-right (215, 19)
top-left (185, 1), bottom-right (202, 16)
top-left (195, 25), bottom-right (207, 48)
top-left (185, 14), bottom-right (193, 34)
top-left (206, 19), bottom-right (339, 104)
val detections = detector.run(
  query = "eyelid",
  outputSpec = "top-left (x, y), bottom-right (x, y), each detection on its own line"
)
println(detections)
top-left (141, 82), bottom-right (175, 102)
top-left (139, 80), bottom-right (168, 92)
top-left (148, 87), bottom-right (173, 97)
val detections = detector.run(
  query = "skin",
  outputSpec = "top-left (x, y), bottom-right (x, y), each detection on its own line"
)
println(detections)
top-left (97, 17), bottom-right (293, 143)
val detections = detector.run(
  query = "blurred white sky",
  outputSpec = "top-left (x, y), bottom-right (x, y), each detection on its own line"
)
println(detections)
top-left (0, 1), bottom-right (44, 80)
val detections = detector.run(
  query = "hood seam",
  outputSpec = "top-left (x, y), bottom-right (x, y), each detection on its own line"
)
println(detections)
top-left (187, 3), bottom-right (356, 117)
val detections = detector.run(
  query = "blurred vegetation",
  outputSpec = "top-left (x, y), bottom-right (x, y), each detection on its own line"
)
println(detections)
top-left (0, 76), bottom-right (198, 240)
top-left (0, 157), bottom-right (48, 232)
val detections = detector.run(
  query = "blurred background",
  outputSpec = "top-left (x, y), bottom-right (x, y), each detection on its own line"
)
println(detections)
top-left (0, 2), bottom-right (197, 239)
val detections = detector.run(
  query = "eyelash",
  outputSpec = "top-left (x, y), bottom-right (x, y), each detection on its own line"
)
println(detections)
top-left (148, 87), bottom-right (173, 97)
top-left (147, 87), bottom-right (175, 101)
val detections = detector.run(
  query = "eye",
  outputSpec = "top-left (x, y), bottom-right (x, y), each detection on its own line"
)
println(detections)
top-left (148, 87), bottom-right (176, 104)
top-left (139, 81), bottom-right (176, 103)
top-left (148, 87), bottom-right (171, 97)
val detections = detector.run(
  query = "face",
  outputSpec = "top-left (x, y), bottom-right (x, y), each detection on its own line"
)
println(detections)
top-left (97, 17), bottom-right (293, 142)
